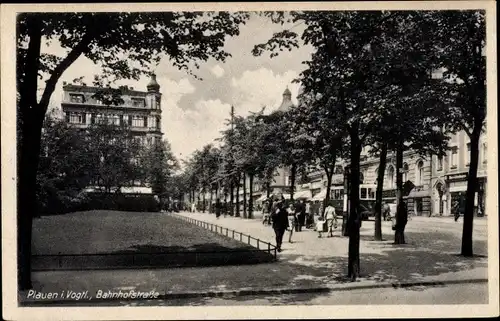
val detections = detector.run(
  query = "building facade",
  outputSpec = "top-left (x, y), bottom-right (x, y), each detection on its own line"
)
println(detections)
top-left (430, 130), bottom-right (487, 216)
top-left (61, 75), bottom-right (163, 193)
top-left (61, 74), bottom-right (163, 147)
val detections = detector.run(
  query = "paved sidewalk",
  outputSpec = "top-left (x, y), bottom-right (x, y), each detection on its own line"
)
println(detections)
top-left (175, 211), bottom-right (488, 288)
top-left (21, 210), bottom-right (488, 305)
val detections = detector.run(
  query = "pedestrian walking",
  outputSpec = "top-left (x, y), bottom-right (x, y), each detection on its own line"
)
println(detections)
top-left (394, 201), bottom-right (408, 244)
top-left (262, 200), bottom-right (271, 225)
top-left (271, 200), bottom-right (289, 252)
top-left (319, 201), bottom-right (337, 238)
top-left (452, 199), bottom-right (460, 221)
top-left (287, 203), bottom-right (297, 243)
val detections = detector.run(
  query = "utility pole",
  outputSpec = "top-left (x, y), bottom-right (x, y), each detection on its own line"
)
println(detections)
top-left (229, 105), bottom-right (235, 216)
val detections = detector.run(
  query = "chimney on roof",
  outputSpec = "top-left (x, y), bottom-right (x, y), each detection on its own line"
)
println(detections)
top-left (130, 87), bottom-right (134, 90)
top-left (63, 81), bottom-right (67, 85)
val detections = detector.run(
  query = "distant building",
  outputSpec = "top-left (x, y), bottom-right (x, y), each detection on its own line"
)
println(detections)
top-left (61, 74), bottom-right (163, 194)
top-left (61, 74), bottom-right (162, 147)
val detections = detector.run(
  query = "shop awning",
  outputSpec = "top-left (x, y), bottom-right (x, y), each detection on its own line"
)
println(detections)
top-left (312, 189), bottom-right (327, 201)
top-left (406, 189), bottom-right (430, 198)
top-left (294, 190), bottom-right (311, 200)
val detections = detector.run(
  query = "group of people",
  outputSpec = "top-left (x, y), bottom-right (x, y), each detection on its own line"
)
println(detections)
top-left (263, 196), bottom-right (341, 252)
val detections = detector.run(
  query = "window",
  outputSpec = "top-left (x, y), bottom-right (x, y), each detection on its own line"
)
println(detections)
top-left (360, 188), bottom-right (367, 199)
top-left (415, 161), bottom-right (424, 186)
top-left (91, 113), bottom-right (96, 124)
top-left (143, 116), bottom-right (148, 127)
top-left (110, 114), bottom-right (120, 126)
top-left (147, 137), bottom-right (152, 146)
top-left (437, 156), bottom-right (443, 171)
top-left (69, 94), bottom-right (84, 103)
top-left (334, 165), bottom-right (344, 174)
top-left (368, 188), bottom-right (375, 199)
top-left (69, 112), bottom-right (85, 124)
top-left (466, 143), bottom-right (471, 166)
top-left (387, 166), bottom-right (395, 189)
top-left (132, 116), bottom-right (143, 127)
top-left (156, 117), bottom-right (160, 129)
top-left (483, 143), bottom-right (487, 163)
top-left (451, 147), bottom-right (458, 168)
top-left (132, 98), bottom-right (145, 107)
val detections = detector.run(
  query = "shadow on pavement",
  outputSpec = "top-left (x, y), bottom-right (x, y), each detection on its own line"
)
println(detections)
top-left (32, 242), bottom-right (276, 270)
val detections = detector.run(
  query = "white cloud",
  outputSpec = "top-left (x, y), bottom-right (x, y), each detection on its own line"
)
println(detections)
top-left (162, 97), bottom-right (231, 161)
top-left (230, 68), bottom-right (301, 116)
top-left (210, 64), bottom-right (225, 78)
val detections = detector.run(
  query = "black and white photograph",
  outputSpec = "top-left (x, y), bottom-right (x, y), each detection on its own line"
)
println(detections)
top-left (1, 1), bottom-right (498, 320)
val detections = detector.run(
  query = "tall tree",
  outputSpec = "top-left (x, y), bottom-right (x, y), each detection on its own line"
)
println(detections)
top-left (37, 113), bottom-right (94, 214)
top-left (430, 10), bottom-right (486, 257)
top-left (86, 122), bottom-right (143, 194)
top-left (16, 11), bottom-right (248, 289)
top-left (142, 139), bottom-right (179, 206)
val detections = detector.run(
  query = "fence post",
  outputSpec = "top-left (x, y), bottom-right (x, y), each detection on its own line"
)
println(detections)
top-left (268, 243), bottom-right (270, 254)
top-left (232, 230), bottom-right (235, 239)
top-left (240, 233), bottom-right (242, 242)
top-left (248, 235), bottom-right (250, 245)
top-left (257, 239), bottom-right (260, 249)
top-left (226, 228), bottom-right (228, 237)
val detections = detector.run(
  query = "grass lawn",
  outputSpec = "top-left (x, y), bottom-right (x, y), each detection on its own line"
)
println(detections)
top-left (32, 211), bottom-right (274, 269)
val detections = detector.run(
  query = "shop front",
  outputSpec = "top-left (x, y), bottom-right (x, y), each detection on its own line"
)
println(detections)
top-left (445, 173), bottom-right (486, 217)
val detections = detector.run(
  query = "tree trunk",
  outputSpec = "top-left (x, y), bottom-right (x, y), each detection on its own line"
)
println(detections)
top-left (461, 127), bottom-right (481, 256)
top-left (243, 173), bottom-right (247, 218)
top-left (342, 166), bottom-right (350, 237)
top-left (394, 140), bottom-right (406, 244)
top-left (347, 125), bottom-right (362, 281)
top-left (209, 187), bottom-right (214, 213)
top-left (374, 143), bottom-right (388, 241)
top-left (230, 181), bottom-right (234, 216)
top-left (323, 154), bottom-right (336, 215)
top-left (235, 173), bottom-right (240, 217)
top-left (17, 15), bottom-right (45, 290)
top-left (202, 188), bottom-right (206, 213)
top-left (248, 173), bottom-right (254, 219)
top-left (290, 163), bottom-right (296, 201)
top-left (18, 117), bottom-right (44, 290)
top-left (324, 171), bottom-right (333, 214)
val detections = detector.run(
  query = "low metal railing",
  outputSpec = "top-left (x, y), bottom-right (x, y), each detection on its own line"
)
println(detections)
top-left (174, 214), bottom-right (278, 260)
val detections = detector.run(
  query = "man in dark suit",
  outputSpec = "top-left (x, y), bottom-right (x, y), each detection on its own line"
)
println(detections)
top-left (271, 200), bottom-right (289, 252)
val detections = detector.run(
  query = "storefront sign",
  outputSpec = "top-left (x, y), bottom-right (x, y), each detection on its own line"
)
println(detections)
top-left (382, 189), bottom-right (396, 198)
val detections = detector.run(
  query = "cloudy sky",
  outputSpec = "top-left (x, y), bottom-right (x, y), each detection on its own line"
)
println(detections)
top-left (42, 13), bottom-right (314, 162)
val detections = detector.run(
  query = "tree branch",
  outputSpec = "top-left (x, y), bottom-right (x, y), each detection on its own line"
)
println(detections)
top-left (460, 122), bottom-right (472, 137)
top-left (38, 31), bottom-right (96, 116)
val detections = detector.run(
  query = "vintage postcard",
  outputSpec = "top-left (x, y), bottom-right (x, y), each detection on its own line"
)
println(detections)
top-left (1, 1), bottom-right (498, 320)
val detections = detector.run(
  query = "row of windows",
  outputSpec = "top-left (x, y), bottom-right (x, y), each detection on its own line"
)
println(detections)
top-left (65, 112), bottom-right (161, 129)
top-left (68, 93), bottom-right (156, 109)
top-left (436, 142), bottom-right (487, 171)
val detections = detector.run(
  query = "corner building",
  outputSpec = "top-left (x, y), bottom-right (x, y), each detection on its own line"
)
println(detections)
top-left (61, 74), bottom-right (163, 147)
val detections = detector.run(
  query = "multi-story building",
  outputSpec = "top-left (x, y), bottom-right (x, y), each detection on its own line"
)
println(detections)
top-left (61, 74), bottom-right (163, 193)
top-left (430, 130), bottom-right (487, 216)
